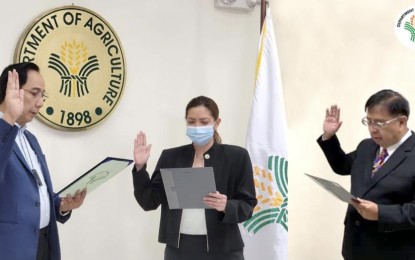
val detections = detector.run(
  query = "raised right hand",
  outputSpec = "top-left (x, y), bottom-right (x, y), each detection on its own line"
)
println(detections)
top-left (133, 131), bottom-right (152, 171)
top-left (322, 105), bottom-right (342, 140)
top-left (2, 70), bottom-right (24, 125)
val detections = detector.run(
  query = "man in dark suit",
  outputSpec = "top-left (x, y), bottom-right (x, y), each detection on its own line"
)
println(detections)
top-left (0, 62), bottom-right (86, 260)
top-left (317, 89), bottom-right (415, 260)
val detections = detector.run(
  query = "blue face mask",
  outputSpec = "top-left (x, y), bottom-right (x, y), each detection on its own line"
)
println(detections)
top-left (186, 125), bottom-right (214, 146)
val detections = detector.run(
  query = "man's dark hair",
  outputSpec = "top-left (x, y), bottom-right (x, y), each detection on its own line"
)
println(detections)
top-left (0, 62), bottom-right (40, 104)
top-left (365, 89), bottom-right (410, 118)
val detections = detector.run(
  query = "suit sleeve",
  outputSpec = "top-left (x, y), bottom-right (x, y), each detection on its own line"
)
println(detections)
top-left (317, 134), bottom-right (357, 175)
top-left (221, 148), bottom-right (257, 223)
top-left (132, 152), bottom-right (166, 211)
top-left (53, 194), bottom-right (71, 223)
top-left (377, 203), bottom-right (415, 232)
top-left (0, 119), bottom-right (18, 177)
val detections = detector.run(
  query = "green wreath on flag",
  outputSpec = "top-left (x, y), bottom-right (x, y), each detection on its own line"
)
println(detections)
top-left (243, 155), bottom-right (288, 233)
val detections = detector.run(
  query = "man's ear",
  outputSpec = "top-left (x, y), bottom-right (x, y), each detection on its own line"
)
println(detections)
top-left (400, 116), bottom-right (408, 127)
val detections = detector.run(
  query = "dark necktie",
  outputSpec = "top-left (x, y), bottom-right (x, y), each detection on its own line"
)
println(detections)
top-left (372, 148), bottom-right (388, 177)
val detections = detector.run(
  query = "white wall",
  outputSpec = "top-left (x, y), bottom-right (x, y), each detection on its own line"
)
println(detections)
top-left (2, 0), bottom-right (415, 259)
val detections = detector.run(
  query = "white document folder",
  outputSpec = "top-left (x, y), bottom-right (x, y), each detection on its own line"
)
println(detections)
top-left (160, 167), bottom-right (217, 209)
top-left (58, 157), bottom-right (133, 197)
top-left (304, 173), bottom-right (356, 204)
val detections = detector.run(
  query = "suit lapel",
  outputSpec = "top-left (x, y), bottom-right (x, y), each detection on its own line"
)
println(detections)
top-left (12, 133), bottom-right (43, 187)
top-left (12, 143), bottom-right (31, 171)
top-left (361, 133), bottom-right (415, 197)
top-left (23, 130), bottom-right (53, 189)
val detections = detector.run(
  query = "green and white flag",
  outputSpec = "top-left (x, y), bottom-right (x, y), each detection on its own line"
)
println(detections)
top-left (241, 8), bottom-right (288, 260)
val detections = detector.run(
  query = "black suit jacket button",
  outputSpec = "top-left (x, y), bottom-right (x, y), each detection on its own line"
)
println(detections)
top-left (354, 220), bottom-right (360, 226)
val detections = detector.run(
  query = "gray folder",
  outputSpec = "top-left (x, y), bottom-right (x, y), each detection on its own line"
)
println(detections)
top-left (58, 157), bottom-right (133, 197)
top-left (160, 167), bottom-right (217, 209)
top-left (304, 173), bottom-right (356, 203)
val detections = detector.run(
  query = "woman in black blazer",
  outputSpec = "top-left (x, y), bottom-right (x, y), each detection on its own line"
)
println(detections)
top-left (132, 96), bottom-right (257, 260)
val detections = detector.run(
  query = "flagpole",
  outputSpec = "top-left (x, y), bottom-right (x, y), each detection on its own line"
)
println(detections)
top-left (260, 0), bottom-right (267, 32)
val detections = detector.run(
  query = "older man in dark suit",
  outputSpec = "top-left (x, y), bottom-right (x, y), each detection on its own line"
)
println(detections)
top-left (317, 89), bottom-right (415, 260)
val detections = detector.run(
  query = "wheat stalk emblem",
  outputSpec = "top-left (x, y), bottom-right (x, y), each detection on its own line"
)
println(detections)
top-left (243, 155), bottom-right (288, 233)
top-left (48, 40), bottom-right (99, 97)
top-left (404, 15), bottom-right (415, 42)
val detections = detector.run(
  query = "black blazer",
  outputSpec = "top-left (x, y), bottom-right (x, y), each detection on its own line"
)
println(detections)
top-left (318, 133), bottom-right (415, 260)
top-left (132, 142), bottom-right (257, 253)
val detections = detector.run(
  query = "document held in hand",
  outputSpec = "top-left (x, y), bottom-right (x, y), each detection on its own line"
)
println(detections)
top-left (160, 167), bottom-right (217, 209)
top-left (58, 157), bottom-right (133, 197)
top-left (304, 173), bottom-right (356, 204)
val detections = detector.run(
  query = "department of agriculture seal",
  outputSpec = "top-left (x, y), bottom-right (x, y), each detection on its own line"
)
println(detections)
top-left (395, 6), bottom-right (415, 49)
top-left (14, 6), bottom-right (126, 130)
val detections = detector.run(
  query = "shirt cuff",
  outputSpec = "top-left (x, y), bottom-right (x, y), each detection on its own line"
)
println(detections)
top-left (60, 210), bottom-right (71, 216)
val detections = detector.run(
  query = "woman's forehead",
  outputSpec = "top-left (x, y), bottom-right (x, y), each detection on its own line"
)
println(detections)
top-left (187, 106), bottom-right (213, 118)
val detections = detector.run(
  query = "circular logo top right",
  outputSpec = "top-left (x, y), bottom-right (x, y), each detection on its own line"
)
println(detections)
top-left (395, 7), bottom-right (415, 49)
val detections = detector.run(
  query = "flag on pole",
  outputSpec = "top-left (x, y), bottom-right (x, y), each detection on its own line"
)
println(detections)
top-left (241, 8), bottom-right (288, 260)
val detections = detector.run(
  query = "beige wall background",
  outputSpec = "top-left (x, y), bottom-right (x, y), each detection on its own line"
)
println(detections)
top-left (1, 0), bottom-right (415, 259)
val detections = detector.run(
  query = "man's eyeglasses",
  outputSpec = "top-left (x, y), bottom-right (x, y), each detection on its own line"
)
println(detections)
top-left (22, 89), bottom-right (49, 102)
top-left (361, 116), bottom-right (402, 129)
